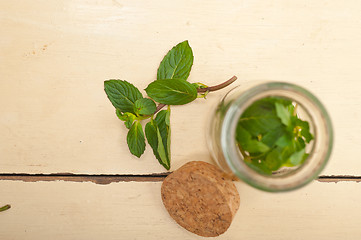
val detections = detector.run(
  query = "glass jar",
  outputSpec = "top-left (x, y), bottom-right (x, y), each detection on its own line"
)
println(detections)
top-left (208, 82), bottom-right (333, 192)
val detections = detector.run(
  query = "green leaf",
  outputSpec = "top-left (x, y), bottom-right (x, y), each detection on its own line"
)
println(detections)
top-left (236, 125), bottom-right (269, 154)
top-left (243, 140), bottom-right (270, 153)
top-left (144, 110), bottom-right (171, 170)
top-left (155, 110), bottom-right (171, 164)
top-left (289, 148), bottom-right (306, 166)
top-left (261, 126), bottom-right (286, 148)
top-left (117, 110), bottom-right (136, 129)
top-left (116, 108), bottom-right (123, 119)
top-left (126, 121), bottom-right (146, 158)
top-left (156, 127), bottom-right (169, 169)
top-left (295, 137), bottom-right (306, 149)
top-left (236, 125), bottom-right (251, 145)
top-left (134, 98), bottom-right (156, 115)
top-left (155, 110), bottom-right (170, 148)
top-left (264, 147), bottom-right (283, 171)
top-left (238, 98), bottom-right (283, 137)
top-left (165, 108), bottom-right (171, 126)
top-left (166, 108), bottom-right (171, 157)
top-left (145, 119), bottom-right (169, 169)
top-left (295, 119), bottom-right (314, 143)
top-left (104, 80), bottom-right (143, 114)
top-left (279, 137), bottom-right (305, 162)
top-left (157, 40), bottom-right (193, 80)
top-left (247, 147), bottom-right (284, 175)
top-left (275, 102), bottom-right (291, 126)
top-left (166, 122), bottom-right (171, 159)
top-left (246, 158), bottom-right (273, 175)
top-left (192, 82), bottom-right (208, 89)
top-left (145, 79), bottom-right (197, 105)
top-left (0, 204), bottom-right (11, 212)
top-left (275, 133), bottom-right (292, 147)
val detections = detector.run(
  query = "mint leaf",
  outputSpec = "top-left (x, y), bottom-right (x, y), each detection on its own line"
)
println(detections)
top-left (261, 126), bottom-right (286, 148)
top-left (243, 140), bottom-right (270, 153)
top-left (238, 98), bottom-right (283, 137)
top-left (145, 110), bottom-right (171, 170)
top-left (145, 119), bottom-right (169, 169)
top-left (165, 108), bottom-right (171, 158)
top-left (165, 108), bottom-right (171, 126)
top-left (127, 121), bottom-right (146, 158)
top-left (275, 102), bottom-right (291, 126)
top-left (236, 125), bottom-right (269, 154)
top-left (264, 147), bottom-right (283, 171)
top-left (155, 110), bottom-right (171, 166)
top-left (134, 98), bottom-right (156, 115)
top-left (104, 80), bottom-right (143, 114)
top-left (236, 125), bottom-right (251, 145)
top-left (156, 127), bottom-right (169, 169)
top-left (0, 204), bottom-right (10, 212)
top-left (294, 118), bottom-right (314, 143)
top-left (117, 110), bottom-right (136, 129)
top-left (157, 40), bottom-right (193, 80)
top-left (246, 158), bottom-right (272, 175)
top-left (145, 79), bottom-right (197, 105)
top-left (247, 147), bottom-right (283, 175)
top-left (275, 133), bottom-right (292, 147)
top-left (279, 137), bottom-right (305, 163)
top-left (289, 148), bottom-right (306, 166)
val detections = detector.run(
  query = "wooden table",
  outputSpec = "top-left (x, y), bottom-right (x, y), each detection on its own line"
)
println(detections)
top-left (1, 1), bottom-right (361, 239)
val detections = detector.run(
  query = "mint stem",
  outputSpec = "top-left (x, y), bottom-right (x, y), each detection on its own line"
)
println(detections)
top-left (153, 76), bottom-right (237, 114)
top-left (154, 103), bottom-right (166, 114)
top-left (0, 204), bottom-right (11, 212)
top-left (197, 76), bottom-right (237, 93)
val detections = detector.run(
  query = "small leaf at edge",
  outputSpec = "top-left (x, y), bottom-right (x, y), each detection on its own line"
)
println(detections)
top-left (126, 121), bottom-right (146, 158)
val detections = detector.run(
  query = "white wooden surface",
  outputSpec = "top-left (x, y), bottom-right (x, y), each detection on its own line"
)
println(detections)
top-left (1, 181), bottom-right (360, 240)
top-left (1, 0), bottom-right (361, 174)
top-left (1, 0), bottom-right (361, 239)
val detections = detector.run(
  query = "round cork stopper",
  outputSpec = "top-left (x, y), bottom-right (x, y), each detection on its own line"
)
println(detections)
top-left (161, 161), bottom-right (240, 237)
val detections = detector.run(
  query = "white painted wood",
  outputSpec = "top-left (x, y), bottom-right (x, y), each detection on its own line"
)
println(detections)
top-left (1, 0), bottom-right (360, 174)
top-left (0, 181), bottom-right (359, 239)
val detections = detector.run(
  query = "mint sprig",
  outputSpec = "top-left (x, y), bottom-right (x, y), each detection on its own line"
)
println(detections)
top-left (104, 40), bottom-right (237, 169)
top-left (236, 97), bottom-right (314, 175)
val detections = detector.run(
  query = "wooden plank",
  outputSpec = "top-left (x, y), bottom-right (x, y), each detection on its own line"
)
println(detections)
top-left (1, 0), bottom-right (361, 174)
top-left (0, 181), bottom-right (360, 239)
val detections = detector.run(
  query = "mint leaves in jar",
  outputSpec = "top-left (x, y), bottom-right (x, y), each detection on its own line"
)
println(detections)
top-left (236, 97), bottom-right (314, 175)
top-left (104, 40), bottom-right (237, 170)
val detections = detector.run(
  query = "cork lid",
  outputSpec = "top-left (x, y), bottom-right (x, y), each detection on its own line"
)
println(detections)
top-left (161, 161), bottom-right (240, 237)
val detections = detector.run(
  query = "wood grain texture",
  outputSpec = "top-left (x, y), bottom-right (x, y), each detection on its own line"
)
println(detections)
top-left (1, 0), bottom-right (361, 174)
top-left (0, 180), bottom-right (360, 239)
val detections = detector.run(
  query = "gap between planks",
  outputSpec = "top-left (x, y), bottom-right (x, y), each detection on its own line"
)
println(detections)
top-left (0, 173), bottom-right (360, 184)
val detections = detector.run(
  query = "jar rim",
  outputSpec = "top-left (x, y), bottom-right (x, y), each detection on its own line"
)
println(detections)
top-left (221, 81), bottom-right (333, 192)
